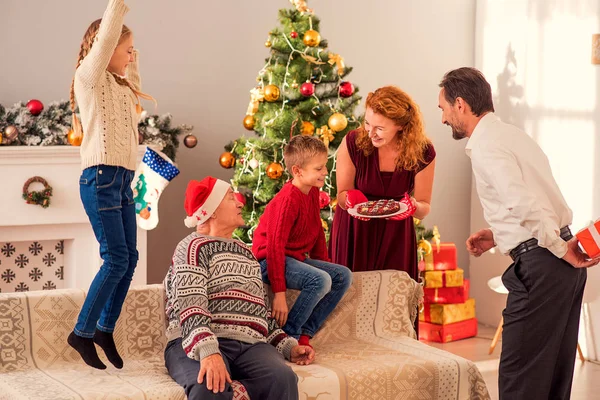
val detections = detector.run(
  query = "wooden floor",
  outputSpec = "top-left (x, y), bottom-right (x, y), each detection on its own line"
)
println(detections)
top-left (423, 325), bottom-right (600, 400)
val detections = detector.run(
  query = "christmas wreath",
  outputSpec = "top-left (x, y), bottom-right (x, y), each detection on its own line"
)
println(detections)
top-left (22, 176), bottom-right (53, 208)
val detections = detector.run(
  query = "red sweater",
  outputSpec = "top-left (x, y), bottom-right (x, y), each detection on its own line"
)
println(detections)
top-left (252, 182), bottom-right (330, 293)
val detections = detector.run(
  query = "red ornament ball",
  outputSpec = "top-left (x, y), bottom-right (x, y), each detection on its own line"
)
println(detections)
top-left (26, 99), bottom-right (44, 116)
top-left (300, 82), bottom-right (315, 97)
top-left (234, 192), bottom-right (246, 206)
top-left (319, 191), bottom-right (331, 209)
top-left (290, 31), bottom-right (298, 39)
top-left (339, 81), bottom-right (355, 98)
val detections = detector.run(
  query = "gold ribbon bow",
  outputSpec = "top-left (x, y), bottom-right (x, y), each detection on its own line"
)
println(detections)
top-left (328, 53), bottom-right (345, 75)
top-left (432, 225), bottom-right (441, 252)
top-left (289, 0), bottom-right (313, 14)
top-left (300, 53), bottom-right (326, 65)
top-left (316, 125), bottom-right (335, 148)
top-left (247, 87), bottom-right (265, 115)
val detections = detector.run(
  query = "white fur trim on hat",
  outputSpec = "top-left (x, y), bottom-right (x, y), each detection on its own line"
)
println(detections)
top-left (184, 179), bottom-right (230, 228)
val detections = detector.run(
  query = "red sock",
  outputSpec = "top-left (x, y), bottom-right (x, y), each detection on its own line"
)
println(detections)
top-left (299, 334), bottom-right (313, 348)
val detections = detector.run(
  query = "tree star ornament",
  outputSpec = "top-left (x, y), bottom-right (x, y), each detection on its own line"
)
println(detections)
top-left (289, 0), bottom-right (313, 14)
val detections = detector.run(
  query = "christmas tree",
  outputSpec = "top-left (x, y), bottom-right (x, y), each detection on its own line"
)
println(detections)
top-left (221, 0), bottom-right (362, 243)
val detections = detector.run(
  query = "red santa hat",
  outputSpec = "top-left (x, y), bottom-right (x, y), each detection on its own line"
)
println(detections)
top-left (183, 177), bottom-right (230, 228)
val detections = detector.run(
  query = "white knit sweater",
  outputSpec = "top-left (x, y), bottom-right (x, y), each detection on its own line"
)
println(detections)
top-left (74, 0), bottom-right (141, 171)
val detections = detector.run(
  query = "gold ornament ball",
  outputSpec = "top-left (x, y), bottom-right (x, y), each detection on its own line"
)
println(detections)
top-left (219, 152), bottom-right (236, 169)
top-left (417, 239), bottom-right (433, 256)
top-left (291, 81), bottom-right (299, 89)
top-left (265, 40), bottom-right (272, 48)
top-left (243, 115), bottom-right (256, 130)
top-left (303, 30), bottom-right (321, 47)
top-left (328, 113), bottom-right (348, 132)
top-left (184, 134), bottom-right (198, 148)
top-left (264, 85), bottom-right (280, 102)
top-left (330, 197), bottom-right (338, 211)
top-left (301, 121), bottom-right (315, 136)
top-left (67, 129), bottom-right (83, 146)
top-left (266, 162), bottom-right (284, 179)
top-left (4, 125), bottom-right (19, 143)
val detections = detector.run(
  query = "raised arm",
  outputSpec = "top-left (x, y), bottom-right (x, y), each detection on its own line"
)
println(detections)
top-left (77, 0), bottom-right (129, 87)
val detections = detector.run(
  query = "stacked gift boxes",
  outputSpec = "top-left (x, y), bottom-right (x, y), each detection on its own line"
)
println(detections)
top-left (418, 243), bottom-right (478, 343)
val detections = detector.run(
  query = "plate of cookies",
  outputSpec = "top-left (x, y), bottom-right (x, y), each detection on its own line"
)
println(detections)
top-left (347, 199), bottom-right (408, 219)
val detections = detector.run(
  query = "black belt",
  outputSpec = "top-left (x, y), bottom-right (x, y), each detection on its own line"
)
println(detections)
top-left (509, 226), bottom-right (572, 261)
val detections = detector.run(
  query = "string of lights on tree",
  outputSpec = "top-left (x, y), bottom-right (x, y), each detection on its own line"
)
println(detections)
top-left (219, 0), bottom-right (362, 243)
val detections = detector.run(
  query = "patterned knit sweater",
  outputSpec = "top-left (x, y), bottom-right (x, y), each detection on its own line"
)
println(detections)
top-left (164, 233), bottom-right (298, 362)
top-left (74, 0), bottom-right (141, 171)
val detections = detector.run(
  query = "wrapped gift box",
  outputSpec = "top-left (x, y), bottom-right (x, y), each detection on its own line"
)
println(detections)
top-left (576, 219), bottom-right (600, 258)
top-left (418, 242), bottom-right (458, 271)
top-left (419, 298), bottom-right (476, 324)
top-left (423, 279), bottom-right (470, 304)
top-left (424, 268), bottom-right (464, 289)
top-left (419, 318), bottom-right (478, 343)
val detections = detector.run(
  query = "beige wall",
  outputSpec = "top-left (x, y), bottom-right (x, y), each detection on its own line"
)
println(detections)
top-left (474, 0), bottom-right (600, 359)
top-left (1, 0), bottom-right (476, 284)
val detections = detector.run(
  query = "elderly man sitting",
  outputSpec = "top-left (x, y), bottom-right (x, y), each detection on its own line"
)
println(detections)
top-left (164, 176), bottom-right (315, 400)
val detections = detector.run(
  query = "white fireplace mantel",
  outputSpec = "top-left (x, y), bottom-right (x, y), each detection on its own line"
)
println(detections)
top-left (0, 145), bottom-right (147, 290)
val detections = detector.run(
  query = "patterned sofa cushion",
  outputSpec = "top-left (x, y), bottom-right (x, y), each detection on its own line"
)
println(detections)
top-left (0, 270), bottom-right (490, 399)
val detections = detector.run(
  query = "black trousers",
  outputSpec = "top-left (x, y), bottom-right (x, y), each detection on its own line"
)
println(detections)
top-left (165, 337), bottom-right (298, 400)
top-left (499, 247), bottom-right (587, 400)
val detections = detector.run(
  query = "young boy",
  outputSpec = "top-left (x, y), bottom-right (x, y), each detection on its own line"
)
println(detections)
top-left (252, 136), bottom-right (353, 348)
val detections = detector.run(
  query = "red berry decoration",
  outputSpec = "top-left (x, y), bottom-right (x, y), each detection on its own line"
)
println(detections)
top-left (26, 99), bottom-right (44, 116)
top-left (339, 81), bottom-right (355, 98)
top-left (300, 82), bottom-right (315, 97)
top-left (290, 31), bottom-right (298, 39)
top-left (319, 191), bottom-right (331, 209)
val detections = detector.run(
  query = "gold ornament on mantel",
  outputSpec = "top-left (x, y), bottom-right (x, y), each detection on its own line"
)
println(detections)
top-left (289, 0), bottom-right (313, 14)
top-left (328, 112), bottom-right (348, 132)
top-left (4, 125), bottom-right (19, 144)
top-left (67, 129), bottom-right (83, 146)
top-left (264, 84), bottom-right (280, 102)
top-left (316, 125), bottom-right (335, 148)
top-left (303, 30), bottom-right (321, 47)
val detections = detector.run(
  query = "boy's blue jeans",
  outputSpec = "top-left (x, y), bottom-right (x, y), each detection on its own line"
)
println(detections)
top-left (259, 257), bottom-right (352, 338)
top-left (74, 165), bottom-right (138, 338)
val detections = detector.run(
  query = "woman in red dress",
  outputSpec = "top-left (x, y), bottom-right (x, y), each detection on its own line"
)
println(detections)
top-left (330, 86), bottom-right (436, 281)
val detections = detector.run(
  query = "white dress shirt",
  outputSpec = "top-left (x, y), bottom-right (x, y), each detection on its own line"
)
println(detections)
top-left (466, 113), bottom-right (572, 258)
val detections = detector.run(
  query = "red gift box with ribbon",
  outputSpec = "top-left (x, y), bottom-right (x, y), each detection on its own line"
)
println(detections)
top-left (418, 242), bottom-right (458, 271)
top-left (576, 219), bottom-right (600, 258)
top-left (419, 318), bottom-right (478, 343)
top-left (423, 279), bottom-right (470, 304)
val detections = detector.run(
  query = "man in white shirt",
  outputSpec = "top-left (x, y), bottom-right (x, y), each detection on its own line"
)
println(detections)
top-left (437, 67), bottom-right (600, 400)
